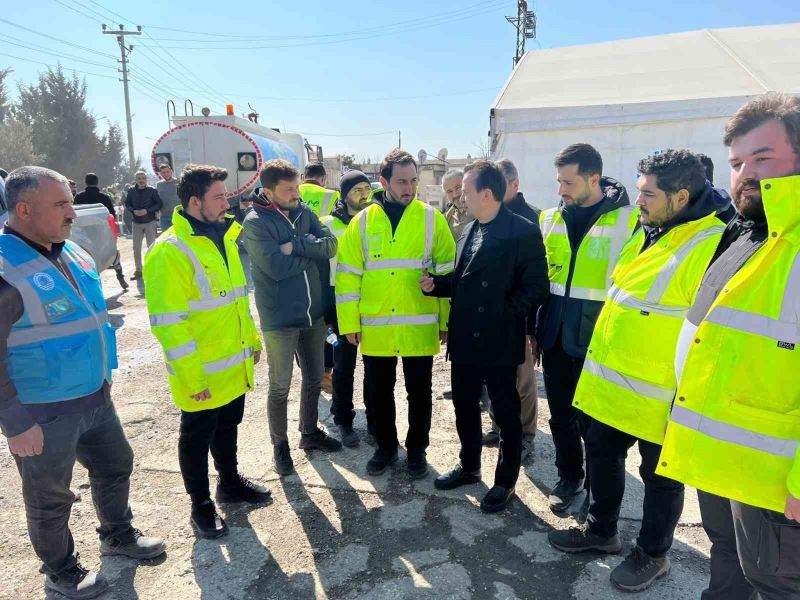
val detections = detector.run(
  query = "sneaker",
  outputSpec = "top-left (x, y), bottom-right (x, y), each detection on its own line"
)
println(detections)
top-left (129, 271), bottom-right (142, 281)
top-left (99, 527), bottom-right (166, 560)
top-left (44, 557), bottom-right (108, 600)
top-left (366, 448), bottom-right (398, 476)
top-left (610, 546), bottom-right (671, 592)
top-left (337, 424), bottom-right (360, 448)
top-left (547, 525), bottom-right (622, 554)
top-left (300, 428), bottom-right (343, 452)
top-left (321, 372), bottom-right (333, 395)
top-left (549, 477), bottom-right (585, 516)
top-left (216, 474), bottom-right (272, 504)
top-left (273, 442), bottom-right (295, 476)
top-left (480, 485), bottom-right (516, 513)
top-left (481, 430), bottom-right (500, 447)
top-left (434, 465), bottom-right (481, 490)
top-left (190, 499), bottom-right (228, 539)
top-left (406, 449), bottom-right (429, 480)
top-left (521, 434), bottom-right (535, 462)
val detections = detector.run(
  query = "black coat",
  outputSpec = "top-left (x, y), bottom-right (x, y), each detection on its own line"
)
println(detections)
top-left (74, 186), bottom-right (116, 216)
top-left (427, 205), bottom-right (549, 367)
top-left (124, 186), bottom-right (162, 224)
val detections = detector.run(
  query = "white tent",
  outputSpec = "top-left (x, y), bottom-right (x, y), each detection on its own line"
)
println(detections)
top-left (490, 23), bottom-right (800, 209)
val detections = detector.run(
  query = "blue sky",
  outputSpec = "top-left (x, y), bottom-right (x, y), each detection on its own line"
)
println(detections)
top-left (3, 0), bottom-right (799, 168)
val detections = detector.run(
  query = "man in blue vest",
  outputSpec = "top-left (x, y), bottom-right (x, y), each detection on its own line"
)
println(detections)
top-left (0, 167), bottom-right (165, 599)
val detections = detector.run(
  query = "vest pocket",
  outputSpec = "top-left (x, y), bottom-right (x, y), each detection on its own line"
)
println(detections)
top-left (7, 343), bottom-right (46, 390)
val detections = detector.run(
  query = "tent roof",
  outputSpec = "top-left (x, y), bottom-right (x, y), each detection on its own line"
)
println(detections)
top-left (492, 23), bottom-right (800, 112)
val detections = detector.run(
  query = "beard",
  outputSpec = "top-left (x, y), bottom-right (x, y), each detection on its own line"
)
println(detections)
top-left (733, 157), bottom-right (800, 222)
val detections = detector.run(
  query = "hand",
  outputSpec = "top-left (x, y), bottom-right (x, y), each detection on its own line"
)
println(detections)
top-left (191, 388), bottom-right (212, 402)
top-left (439, 330), bottom-right (448, 344)
top-left (280, 241), bottom-right (293, 256)
top-left (528, 335), bottom-right (540, 366)
top-left (419, 268), bottom-right (435, 293)
top-left (253, 350), bottom-right (261, 366)
top-left (785, 493), bottom-right (800, 522)
top-left (346, 333), bottom-right (361, 346)
top-left (8, 424), bottom-right (44, 457)
top-left (304, 234), bottom-right (318, 242)
top-left (134, 209), bottom-right (147, 216)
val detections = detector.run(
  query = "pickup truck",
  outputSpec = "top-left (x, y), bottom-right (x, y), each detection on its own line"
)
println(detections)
top-left (0, 179), bottom-right (118, 272)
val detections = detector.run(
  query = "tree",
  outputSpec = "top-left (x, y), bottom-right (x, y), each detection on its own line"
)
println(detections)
top-left (0, 118), bottom-right (43, 170)
top-left (0, 67), bottom-right (11, 123)
top-left (474, 137), bottom-right (491, 160)
top-left (339, 153), bottom-right (356, 170)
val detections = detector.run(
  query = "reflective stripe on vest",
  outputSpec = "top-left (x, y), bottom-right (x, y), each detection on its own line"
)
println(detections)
top-left (321, 191), bottom-right (335, 216)
top-left (360, 203), bottom-right (435, 271)
top-left (167, 346), bottom-right (255, 376)
top-left (361, 313), bottom-right (439, 327)
top-left (584, 358), bottom-right (675, 404)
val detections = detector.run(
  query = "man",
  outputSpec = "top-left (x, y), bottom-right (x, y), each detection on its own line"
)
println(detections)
top-left (68, 179), bottom-right (77, 198)
top-left (420, 160), bottom-right (548, 512)
top-left (0, 167), bottom-right (165, 599)
top-left (74, 172), bottom-right (129, 291)
top-left (125, 171), bottom-right (161, 280)
top-left (538, 143), bottom-right (638, 516)
top-left (299, 163), bottom-right (339, 217)
top-left (658, 94), bottom-right (800, 599)
top-left (442, 168), bottom-right (473, 241)
top-left (548, 150), bottom-right (725, 592)
top-left (144, 164), bottom-right (270, 539)
top-left (696, 153), bottom-right (737, 223)
top-left (482, 158), bottom-right (542, 459)
top-left (336, 149), bottom-right (456, 478)
top-left (243, 159), bottom-right (342, 477)
top-left (320, 170), bottom-right (373, 448)
top-left (156, 163), bottom-right (180, 231)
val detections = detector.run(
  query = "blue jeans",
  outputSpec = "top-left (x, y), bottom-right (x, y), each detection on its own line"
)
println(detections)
top-left (160, 215), bottom-right (172, 232)
top-left (13, 401), bottom-right (134, 575)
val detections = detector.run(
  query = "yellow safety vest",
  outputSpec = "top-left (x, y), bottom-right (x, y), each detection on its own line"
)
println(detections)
top-left (299, 182), bottom-right (338, 217)
top-left (335, 197), bottom-right (456, 357)
top-left (573, 212), bottom-right (724, 443)
top-left (658, 175), bottom-right (800, 512)
top-left (539, 205), bottom-right (639, 301)
top-left (143, 208), bottom-right (262, 411)
top-left (321, 212), bottom-right (350, 287)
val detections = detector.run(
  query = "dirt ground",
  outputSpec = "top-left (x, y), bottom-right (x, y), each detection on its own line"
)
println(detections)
top-left (0, 236), bottom-right (712, 599)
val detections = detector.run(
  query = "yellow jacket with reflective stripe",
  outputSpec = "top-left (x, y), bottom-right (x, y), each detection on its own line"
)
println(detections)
top-left (299, 182), bottom-right (338, 217)
top-left (539, 205), bottom-right (639, 301)
top-left (574, 212), bottom-right (724, 444)
top-left (658, 176), bottom-right (800, 512)
top-left (143, 208), bottom-right (261, 411)
top-left (335, 196), bottom-right (456, 357)
top-left (321, 212), bottom-right (349, 287)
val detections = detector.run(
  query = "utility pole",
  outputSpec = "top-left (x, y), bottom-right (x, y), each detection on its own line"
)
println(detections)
top-left (398, 130), bottom-right (402, 149)
top-left (506, 0), bottom-right (537, 68)
top-left (102, 23), bottom-right (141, 168)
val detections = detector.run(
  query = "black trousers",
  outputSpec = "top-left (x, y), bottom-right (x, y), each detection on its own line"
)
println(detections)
top-left (330, 337), bottom-right (360, 428)
top-left (586, 419), bottom-right (684, 557)
top-left (363, 355), bottom-right (432, 454)
top-left (452, 362), bottom-right (522, 488)
top-left (178, 395), bottom-right (245, 505)
top-left (541, 338), bottom-right (590, 482)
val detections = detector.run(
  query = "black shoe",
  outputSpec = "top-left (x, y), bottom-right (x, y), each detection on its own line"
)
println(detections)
top-left (406, 449), bottom-right (429, 480)
top-left (99, 527), bottom-right (166, 559)
top-left (610, 546), bottom-right (671, 591)
top-left (337, 424), bottom-right (360, 448)
top-left (366, 449), bottom-right (398, 476)
top-left (44, 556), bottom-right (108, 599)
top-left (549, 477), bottom-right (585, 516)
top-left (434, 465), bottom-right (481, 490)
top-left (116, 272), bottom-right (130, 291)
top-left (129, 271), bottom-right (142, 281)
top-left (481, 430), bottom-right (500, 447)
top-left (548, 525), bottom-right (622, 554)
top-left (300, 427), bottom-right (343, 452)
top-left (273, 442), bottom-right (295, 476)
top-left (216, 474), bottom-right (272, 504)
top-left (480, 485), bottom-right (516, 513)
top-left (441, 389), bottom-right (453, 399)
top-left (190, 499), bottom-right (228, 539)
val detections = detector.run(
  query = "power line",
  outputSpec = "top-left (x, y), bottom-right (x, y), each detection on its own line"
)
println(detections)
top-left (0, 17), bottom-right (116, 60)
top-left (0, 34), bottom-right (117, 69)
top-left (297, 130), bottom-right (397, 137)
top-left (50, 0), bottom-right (106, 25)
top-left (0, 51), bottom-right (118, 79)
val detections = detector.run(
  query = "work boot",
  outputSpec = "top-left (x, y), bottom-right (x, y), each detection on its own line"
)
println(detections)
top-left (480, 485), bottom-right (516, 513)
top-left (216, 474), bottom-right (272, 504)
top-left (610, 546), bottom-right (671, 592)
top-left (521, 434), bottom-right (536, 462)
top-left (549, 477), bottom-right (585, 516)
top-left (44, 557), bottom-right (108, 600)
top-left (366, 448), bottom-right (398, 476)
top-left (434, 465), bottom-right (481, 490)
top-left (273, 442), bottom-right (295, 476)
top-left (129, 271), bottom-right (142, 281)
top-left (482, 429), bottom-right (500, 447)
top-left (337, 424), bottom-right (360, 448)
top-left (99, 527), bottom-right (166, 560)
top-left (547, 525), bottom-right (622, 554)
top-left (299, 427), bottom-right (343, 452)
top-left (321, 371), bottom-right (333, 395)
top-left (190, 499), bottom-right (228, 539)
top-left (406, 449), bottom-right (429, 480)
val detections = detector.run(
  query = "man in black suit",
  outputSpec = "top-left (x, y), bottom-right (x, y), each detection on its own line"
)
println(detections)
top-left (420, 160), bottom-right (549, 513)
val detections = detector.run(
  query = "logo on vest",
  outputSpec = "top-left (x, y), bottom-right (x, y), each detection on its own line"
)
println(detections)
top-left (32, 272), bottom-right (55, 291)
top-left (777, 341), bottom-right (796, 351)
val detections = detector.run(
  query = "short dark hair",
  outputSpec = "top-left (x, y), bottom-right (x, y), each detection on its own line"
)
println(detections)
top-left (554, 143), bottom-right (603, 177)
top-left (380, 149), bottom-right (417, 181)
top-left (177, 164), bottom-right (228, 208)
top-left (723, 93), bottom-right (800, 158)
top-left (304, 163), bottom-right (326, 181)
top-left (638, 149), bottom-right (706, 200)
top-left (85, 172), bottom-right (99, 186)
top-left (158, 163), bottom-right (172, 172)
top-left (464, 160), bottom-right (506, 203)
top-left (260, 159), bottom-right (299, 190)
top-left (695, 153), bottom-right (714, 184)
top-left (5, 166), bottom-right (68, 212)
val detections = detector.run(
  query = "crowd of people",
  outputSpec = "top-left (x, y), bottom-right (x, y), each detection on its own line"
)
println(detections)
top-left (0, 92), bottom-right (798, 599)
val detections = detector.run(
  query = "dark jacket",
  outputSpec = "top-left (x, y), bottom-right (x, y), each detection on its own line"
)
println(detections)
top-left (74, 186), bottom-right (116, 216)
top-left (505, 192), bottom-right (541, 226)
top-left (426, 205), bottom-right (549, 367)
top-left (320, 200), bottom-right (355, 326)
top-left (242, 196), bottom-right (337, 331)
top-left (537, 176), bottom-right (630, 357)
top-left (125, 185), bottom-right (162, 224)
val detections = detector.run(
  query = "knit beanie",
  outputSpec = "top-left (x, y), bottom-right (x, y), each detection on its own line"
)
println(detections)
top-left (339, 170), bottom-right (371, 202)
